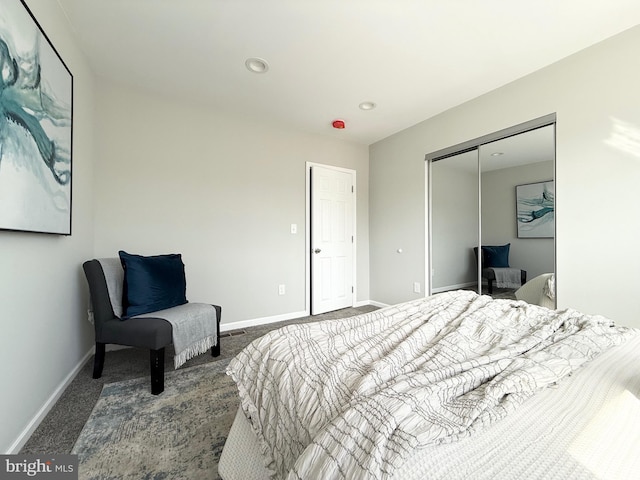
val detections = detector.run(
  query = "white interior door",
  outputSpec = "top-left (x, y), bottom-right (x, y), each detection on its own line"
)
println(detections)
top-left (311, 165), bottom-right (354, 315)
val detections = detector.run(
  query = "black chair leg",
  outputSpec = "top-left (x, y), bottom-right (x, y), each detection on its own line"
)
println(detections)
top-left (521, 270), bottom-right (527, 286)
top-left (211, 305), bottom-right (221, 357)
top-left (488, 279), bottom-right (494, 294)
top-left (150, 348), bottom-right (165, 395)
top-left (93, 342), bottom-right (106, 379)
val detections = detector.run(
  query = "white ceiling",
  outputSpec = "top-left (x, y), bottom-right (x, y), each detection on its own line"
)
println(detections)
top-left (57, 0), bottom-right (640, 145)
top-left (481, 125), bottom-right (555, 172)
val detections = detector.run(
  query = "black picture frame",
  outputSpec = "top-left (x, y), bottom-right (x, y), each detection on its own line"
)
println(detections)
top-left (0, 0), bottom-right (73, 235)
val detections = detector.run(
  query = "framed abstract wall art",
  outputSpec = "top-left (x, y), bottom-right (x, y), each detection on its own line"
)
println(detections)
top-left (0, 0), bottom-right (73, 235)
top-left (516, 180), bottom-right (554, 238)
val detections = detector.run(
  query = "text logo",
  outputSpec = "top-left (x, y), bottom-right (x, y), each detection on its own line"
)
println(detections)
top-left (0, 455), bottom-right (78, 480)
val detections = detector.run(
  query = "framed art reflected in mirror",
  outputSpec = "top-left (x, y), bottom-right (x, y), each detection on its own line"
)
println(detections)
top-left (516, 180), bottom-right (554, 238)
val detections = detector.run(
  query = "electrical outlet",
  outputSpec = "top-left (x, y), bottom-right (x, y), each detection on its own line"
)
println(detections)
top-left (413, 282), bottom-right (421, 293)
top-left (291, 224), bottom-right (297, 234)
top-left (278, 284), bottom-right (286, 295)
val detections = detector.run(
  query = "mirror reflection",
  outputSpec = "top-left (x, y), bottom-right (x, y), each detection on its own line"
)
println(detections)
top-left (430, 149), bottom-right (479, 294)
top-left (430, 123), bottom-right (555, 308)
top-left (479, 125), bottom-right (555, 306)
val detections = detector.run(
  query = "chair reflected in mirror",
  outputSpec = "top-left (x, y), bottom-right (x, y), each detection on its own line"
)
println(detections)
top-left (473, 244), bottom-right (526, 295)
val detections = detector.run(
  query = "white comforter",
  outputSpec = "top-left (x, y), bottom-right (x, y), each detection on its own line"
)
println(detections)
top-left (226, 291), bottom-right (633, 480)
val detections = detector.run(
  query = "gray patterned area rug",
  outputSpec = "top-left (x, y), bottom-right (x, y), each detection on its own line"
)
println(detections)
top-left (72, 358), bottom-right (236, 480)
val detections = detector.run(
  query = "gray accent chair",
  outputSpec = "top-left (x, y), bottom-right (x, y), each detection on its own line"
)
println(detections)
top-left (83, 259), bottom-right (221, 395)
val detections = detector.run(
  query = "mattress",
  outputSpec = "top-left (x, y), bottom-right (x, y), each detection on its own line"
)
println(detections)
top-left (219, 334), bottom-right (640, 480)
top-left (219, 407), bottom-right (271, 480)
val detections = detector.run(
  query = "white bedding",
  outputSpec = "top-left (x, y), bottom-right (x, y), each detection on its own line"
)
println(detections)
top-left (515, 273), bottom-right (556, 308)
top-left (225, 291), bottom-right (636, 480)
top-left (220, 333), bottom-right (640, 479)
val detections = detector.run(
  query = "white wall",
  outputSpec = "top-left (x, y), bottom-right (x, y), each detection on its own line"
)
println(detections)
top-left (482, 161), bottom-right (554, 280)
top-left (92, 81), bottom-right (370, 326)
top-left (369, 129), bottom-right (427, 305)
top-left (0, 0), bottom-right (96, 453)
top-left (370, 25), bottom-right (640, 328)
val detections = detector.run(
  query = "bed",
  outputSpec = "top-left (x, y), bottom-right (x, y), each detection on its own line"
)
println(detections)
top-left (515, 273), bottom-right (556, 309)
top-left (219, 290), bottom-right (640, 479)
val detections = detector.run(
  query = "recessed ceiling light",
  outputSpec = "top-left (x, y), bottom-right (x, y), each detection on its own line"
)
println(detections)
top-left (245, 57), bottom-right (269, 74)
top-left (491, 152), bottom-right (504, 156)
top-left (359, 101), bottom-right (376, 111)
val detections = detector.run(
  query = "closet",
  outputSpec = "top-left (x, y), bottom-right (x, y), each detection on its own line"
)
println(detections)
top-left (427, 116), bottom-right (556, 304)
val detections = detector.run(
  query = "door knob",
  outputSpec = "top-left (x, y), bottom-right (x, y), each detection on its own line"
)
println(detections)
top-left (314, 248), bottom-right (321, 254)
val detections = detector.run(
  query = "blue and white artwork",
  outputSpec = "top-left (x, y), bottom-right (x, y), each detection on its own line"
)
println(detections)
top-left (516, 180), bottom-right (554, 238)
top-left (0, 0), bottom-right (72, 235)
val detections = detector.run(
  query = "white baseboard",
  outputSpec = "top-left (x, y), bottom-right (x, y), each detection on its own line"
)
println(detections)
top-left (431, 282), bottom-right (476, 293)
top-left (367, 300), bottom-right (390, 308)
top-left (7, 347), bottom-right (94, 454)
top-left (220, 309), bottom-right (309, 332)
top-left (220, 301), bottom-right (383, 332)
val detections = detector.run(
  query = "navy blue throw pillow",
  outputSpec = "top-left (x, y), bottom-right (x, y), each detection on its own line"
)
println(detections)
top-left (118, 250), bottom-right (187, 319)
top-left (482, 244), bottom-right (510, 268)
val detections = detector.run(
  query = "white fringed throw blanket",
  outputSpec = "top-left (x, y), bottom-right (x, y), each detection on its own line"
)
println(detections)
top-left (95, 258), bottom-right (217, 369)
top-left (136, 303), bottom-right (217, 368)
top-left (227, 290), bottom-right (632, 480)
top-left (492, 267), bottom-right (522, 288)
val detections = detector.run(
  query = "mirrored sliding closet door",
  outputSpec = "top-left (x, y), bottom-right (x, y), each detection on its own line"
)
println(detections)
top-left (428, 116), bottom-right (556, 307)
